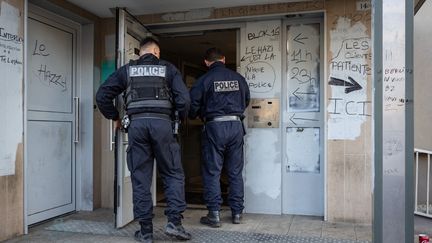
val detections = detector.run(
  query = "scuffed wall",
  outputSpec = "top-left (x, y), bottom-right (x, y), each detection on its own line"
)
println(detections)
top-left (0, 0), bottom-right (24, 240)
top-left (326, 0), bottom-right (372, 223)
top-left (241, 20), bottom-right (282, 214)
top-left (138, 1), bottom-right (324, 24)
top-left (327, 18), bottom-right (371, 140)
top-left (99, 18), bottom-right (116, 209)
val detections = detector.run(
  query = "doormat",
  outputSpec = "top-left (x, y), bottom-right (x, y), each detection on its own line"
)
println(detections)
top-left (45, 219), bottom-right (370, 243)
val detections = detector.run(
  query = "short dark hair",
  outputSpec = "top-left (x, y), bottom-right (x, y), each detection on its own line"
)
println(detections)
top-left (140, 37), bottom-right (160, 49)
top-left (204, 48), bottom-right (224, 62)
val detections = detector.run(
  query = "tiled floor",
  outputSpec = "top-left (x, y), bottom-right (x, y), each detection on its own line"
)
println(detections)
top-left (7, 207), bottom-right (372, 243)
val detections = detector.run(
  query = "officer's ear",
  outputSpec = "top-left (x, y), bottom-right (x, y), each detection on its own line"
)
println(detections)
top-left (152, 46), bottom-right (160, 59)
top-left (221, 56), bottom-right (226, 64)
top-left (204, 59), bottom-right (211, 67)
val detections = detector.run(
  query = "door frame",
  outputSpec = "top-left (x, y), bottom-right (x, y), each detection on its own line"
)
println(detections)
top-left (150, 24), bottom-right (244, 204)
top-left (151, 14), bottom-right (327, 218)
top-left (23, 1), bottom-right (95, 232)
top-left (155, 28), bottom-right (241, 207)
top-left (114, 8), bottom-right (152, 228)
top-left (281, 17), bottom-right (326, 216)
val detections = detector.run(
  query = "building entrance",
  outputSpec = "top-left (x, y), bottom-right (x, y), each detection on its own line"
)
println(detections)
top-left (158, 29), bottom-right (239, 206)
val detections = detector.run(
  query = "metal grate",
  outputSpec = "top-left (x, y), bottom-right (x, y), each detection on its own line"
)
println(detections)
top-left (46, 219), bottom-right (370, 243)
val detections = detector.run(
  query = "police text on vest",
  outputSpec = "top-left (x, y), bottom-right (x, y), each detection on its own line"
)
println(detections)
top-left (214, 80), bottom-right (240, 92)
top-left (129, 65), bottom-right (166, 77)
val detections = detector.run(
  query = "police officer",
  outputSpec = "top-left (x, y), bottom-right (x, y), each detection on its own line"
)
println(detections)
top-left (96, 37), bottom-right (191, 242)
top-left (189, 48), bottom-right (250, 227)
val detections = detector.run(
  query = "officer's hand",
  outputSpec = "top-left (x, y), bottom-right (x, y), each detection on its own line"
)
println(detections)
top-left (114, 119), bottom-right (121, 130)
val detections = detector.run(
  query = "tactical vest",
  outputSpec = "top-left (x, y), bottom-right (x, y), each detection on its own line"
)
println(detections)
top-left (124, 60), bottom-right (172, 111)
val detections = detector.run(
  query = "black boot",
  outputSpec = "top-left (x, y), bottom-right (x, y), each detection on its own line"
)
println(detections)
top-left (134, 222), bottom-right (153, 243)
top-left (164, 222), bottom-right (191, 241)
top-left (232, 213), bottom-right (242, 224)
top-left (200, 211), bottom-right (221, 228)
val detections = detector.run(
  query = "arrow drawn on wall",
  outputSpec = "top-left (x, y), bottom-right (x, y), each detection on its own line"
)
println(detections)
top-left (293, 33), bottom-right (308, 45)
top-left (328, 76), bottom-right (362, 94)
top-left (291, 87), bottom-right (317, 100)
top-left (289, 113), bottom-right (319, 125)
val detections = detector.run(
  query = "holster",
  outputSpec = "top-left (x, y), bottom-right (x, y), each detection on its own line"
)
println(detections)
top-left (121, 114), bottom-right (130, 133)
top-left (173, 111), bottom-right (180, 135)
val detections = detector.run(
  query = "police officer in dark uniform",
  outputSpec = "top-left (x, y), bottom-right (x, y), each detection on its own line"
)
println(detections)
top-left (189, 48), bottom-right (250, 227)
top-left (96, 37), bottom-right (191, 242)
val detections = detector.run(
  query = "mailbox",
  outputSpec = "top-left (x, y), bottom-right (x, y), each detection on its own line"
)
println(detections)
top-left (247, 98), bottom-right (280, 128)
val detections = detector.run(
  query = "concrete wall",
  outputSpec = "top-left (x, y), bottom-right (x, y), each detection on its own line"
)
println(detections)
top-left (325, 0), bottom-right (373, 224)
top-left (0, 0), bottom-right (24, 240)
top-left (414, 0), bottom-right (432, 151)
top-left (99, 18), bottom-right (116, 209)
top-left (138, 1), bottom-right (324, 24)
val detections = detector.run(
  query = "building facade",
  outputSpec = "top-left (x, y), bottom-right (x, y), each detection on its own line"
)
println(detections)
top-left (0, 0), bottom-right (422, 240)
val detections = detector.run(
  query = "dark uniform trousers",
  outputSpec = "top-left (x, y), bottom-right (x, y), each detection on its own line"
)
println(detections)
top-left (201, 120), bottom-right (245, 215)
top-left (127, 117), bottom-right (186, 225)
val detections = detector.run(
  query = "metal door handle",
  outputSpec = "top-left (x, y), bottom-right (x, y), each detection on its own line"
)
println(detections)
top-left (110, 49), bottom-right (123, 151)
top-left (74, 97), bottom-right (80, 143)
top-left (117, 50), bottom-right (123, 67)
top-left (110, 120), bottom-right (114, 151)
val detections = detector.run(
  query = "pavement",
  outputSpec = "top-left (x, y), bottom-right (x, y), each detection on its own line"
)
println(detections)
top-left (6, 207), bottom-right (373, 243)
top-left (7, 208), bottom-right (432, 242)
top-left (415, 214), bottom-right (432, 239)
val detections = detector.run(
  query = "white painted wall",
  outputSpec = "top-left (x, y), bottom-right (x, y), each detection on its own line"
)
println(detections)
top-left (77, 23), bottom-right (95, 211)
top-left (66, 0), bottom-right (309, 18)
top-left (327, 18), bottom-right (371, 140)
top-left (0, 1), bottom-right (24, 177)
top-left (241, 20), bottom-right (282, 214)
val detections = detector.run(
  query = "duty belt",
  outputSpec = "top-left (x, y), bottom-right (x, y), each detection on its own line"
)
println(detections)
top-left (130, 113), bottom-right (171, 121)
top-left (206, 115), bottom-right (241, 122)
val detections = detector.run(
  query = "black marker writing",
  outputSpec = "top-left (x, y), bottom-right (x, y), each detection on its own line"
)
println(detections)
top-left (32, 40), bottom-right (50, 56)
top-left (247, 27), bottom-right (280, 40)
top-left (36, 64), bottom-right (67, 90)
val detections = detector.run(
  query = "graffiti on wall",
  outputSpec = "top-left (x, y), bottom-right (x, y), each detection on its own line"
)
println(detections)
top-left (0, 1), bottom-right (23, 176)
top-left (286, 23), bottom-right (321, 123)
top-left (382, 4), bottom-right (411, 178)
top-left (31, 39), bottom-right (68, 92)
top-left (241, 21), bottom-right (282, 212)
top-left (327, 17), bottom-right (371, 140)
top-left (241, 22), bottom-right (281, 96)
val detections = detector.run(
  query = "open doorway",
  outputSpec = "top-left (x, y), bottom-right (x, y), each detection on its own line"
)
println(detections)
top-left (157, 29), bottom-right (238, 206)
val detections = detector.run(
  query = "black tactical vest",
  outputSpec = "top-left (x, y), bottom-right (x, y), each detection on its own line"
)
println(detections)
top-left (124, 60), bottom-right (172, 111)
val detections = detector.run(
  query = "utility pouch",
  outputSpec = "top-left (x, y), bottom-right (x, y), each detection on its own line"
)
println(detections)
top-left (242, 121), bottom-right (247, 136)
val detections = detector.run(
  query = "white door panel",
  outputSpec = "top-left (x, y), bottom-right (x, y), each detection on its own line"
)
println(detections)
top-left (26, 9), bottom-right (77, 224)
top-left (283, 21), bottom-right (324, 216)
top-left (27, 121), bottom-right (73, 215)
top-left (28, 18), bottom-right (73, 113)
